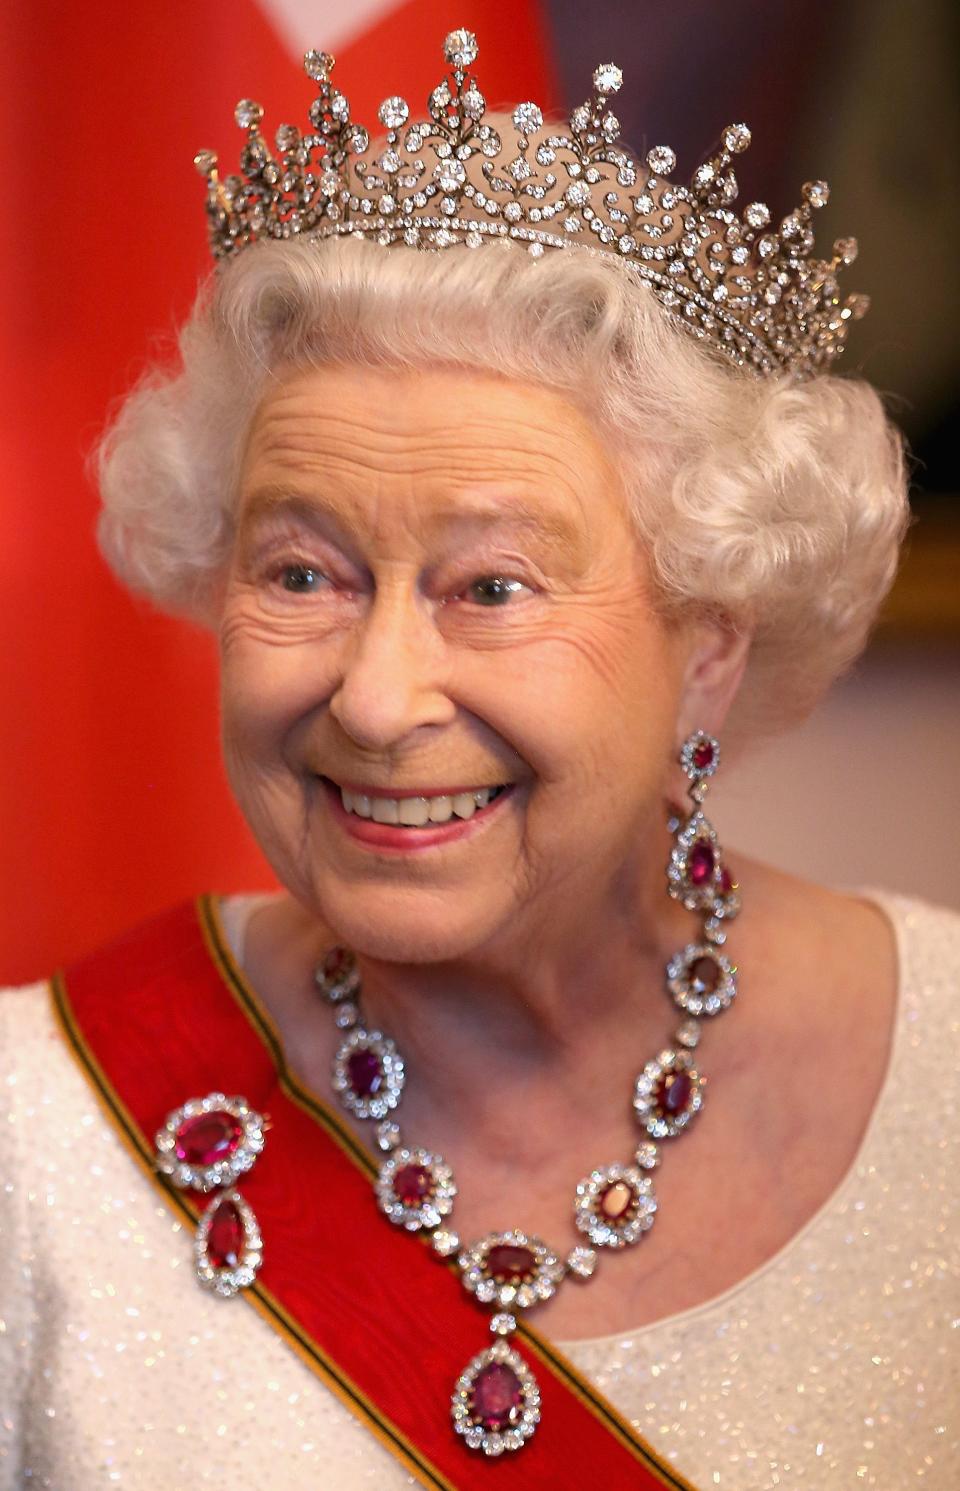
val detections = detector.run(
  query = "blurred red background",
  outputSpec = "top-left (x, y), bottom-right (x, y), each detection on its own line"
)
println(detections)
top-left (1, 0), bottom-right (558, 984)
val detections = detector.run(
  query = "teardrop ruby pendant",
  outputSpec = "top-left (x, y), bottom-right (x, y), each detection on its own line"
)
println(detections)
top-left (451, 1340), bottom-right (541, 1455)
top-left (194, 1189), bottom-right (263, 1296)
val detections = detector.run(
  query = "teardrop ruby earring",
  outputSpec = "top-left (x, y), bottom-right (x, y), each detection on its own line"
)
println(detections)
top-left (667, 731), bottom-right (740, 938)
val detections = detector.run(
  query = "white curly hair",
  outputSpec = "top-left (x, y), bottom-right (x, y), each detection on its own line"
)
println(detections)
top-left (94, 233), bottom-right (909, 741)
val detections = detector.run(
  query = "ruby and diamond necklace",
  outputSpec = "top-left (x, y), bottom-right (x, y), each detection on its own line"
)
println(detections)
top-left (317, 730), bottom-right (738, 1456)
top-left (155, 730), bottom-right (738, 1457)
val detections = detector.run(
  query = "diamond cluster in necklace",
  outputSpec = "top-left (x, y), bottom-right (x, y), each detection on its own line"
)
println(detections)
top-left (195, 28), bottom-right (867, 377)
top-left (316, 729), bottom-right (739, 1456)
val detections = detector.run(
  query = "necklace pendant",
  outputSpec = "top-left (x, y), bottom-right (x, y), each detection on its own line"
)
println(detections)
top-left (314, 946), bottom-right (360, 1002)
top-left (458, 1230), bottom-right (565, 1310)
top-left (574, 1163), bottom-right (657, 1248)
top-left (375, 1147), bottom-right (456, 1231)
top-left (332, 1028), bottom-right (406, 1120)
top-left (634, 1047), bottom-right (704, 1138)
top-left (667, 941), bottom-right (737, 1017)
top-left (451, 1335), bottom-right (541, 1455)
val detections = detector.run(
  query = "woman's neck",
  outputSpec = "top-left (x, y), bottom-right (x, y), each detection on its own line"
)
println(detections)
top-left (244, 820), bottom-right (700, 1142)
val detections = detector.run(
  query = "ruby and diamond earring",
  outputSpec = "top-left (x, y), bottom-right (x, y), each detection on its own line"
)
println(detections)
top-left (153, 730), bottom-right (740, 1458)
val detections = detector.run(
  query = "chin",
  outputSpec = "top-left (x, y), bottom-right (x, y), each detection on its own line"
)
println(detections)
top-left (310, 876), bottom-right (505, 965)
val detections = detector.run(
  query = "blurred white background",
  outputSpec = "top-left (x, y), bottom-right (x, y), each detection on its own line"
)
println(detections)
top-left (716, 645), bottom-right (960, 909)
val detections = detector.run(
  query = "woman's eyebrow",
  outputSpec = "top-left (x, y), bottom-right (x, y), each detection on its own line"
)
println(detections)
top-left (238, 488), bottom-right (353, 538)
top-left (426, 498), bottom-right (582, 551)
top-left (239, 487), bottom-right (583, 552)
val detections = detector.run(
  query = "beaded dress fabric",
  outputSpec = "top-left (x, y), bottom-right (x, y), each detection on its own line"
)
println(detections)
top-left (1, 890), bottom-right (957, 1489)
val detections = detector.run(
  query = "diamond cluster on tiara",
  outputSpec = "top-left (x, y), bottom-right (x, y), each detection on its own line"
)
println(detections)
top-left (194, 27), bottom-right (869, 377)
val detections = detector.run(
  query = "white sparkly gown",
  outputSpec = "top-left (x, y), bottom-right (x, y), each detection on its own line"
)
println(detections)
top-left (1, 891), bottom-right (957, 1490)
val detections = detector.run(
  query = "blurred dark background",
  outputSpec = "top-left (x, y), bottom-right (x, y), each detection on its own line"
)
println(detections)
top-left (546, 0), bottom-right (960, 503)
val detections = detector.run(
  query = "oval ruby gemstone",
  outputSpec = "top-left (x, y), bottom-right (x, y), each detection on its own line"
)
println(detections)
top-left (599, 1180), bottom-right (634, 1221)
top-left (486, 1244), bottom-right (536, 1281)
top-left (689, 954), bottom-right (720, 991)
top-left (393, 1163), bottom-right (434, 1207)
top-left (175, 1111), bottom-right (243, 1166)
top-left (207, 1198), bottom-right (244, 1270)
top-left (470, 1362), bottom-right (524, 1431)
top-left (347, 1049), bottom-right (383, 1097)
top-left (322, 946), bottom-right (353, 980)
top-left (656, 1070), bottom-right (693, 1116)
top-left (692, 740), bottom-right (714, 770)
top-left (688, 840), bottom-right (715, 886)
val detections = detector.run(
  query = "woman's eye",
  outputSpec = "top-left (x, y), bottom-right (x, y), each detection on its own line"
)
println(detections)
top-left (464, 576), bottom-right (530, 606)
top-left (277, 563), bottom-right (328, 593)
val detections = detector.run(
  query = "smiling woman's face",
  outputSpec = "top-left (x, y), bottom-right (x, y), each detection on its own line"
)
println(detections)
top-left (220, 362), bottom-right (697, 963)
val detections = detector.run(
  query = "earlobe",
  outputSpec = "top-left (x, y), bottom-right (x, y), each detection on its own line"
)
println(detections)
top-left (677, 622), bottom-right (752, 741)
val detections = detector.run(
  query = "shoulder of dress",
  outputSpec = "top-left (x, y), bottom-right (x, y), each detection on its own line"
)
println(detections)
top-left (0, 979), bottom-right (76, 1147)
top-left (0, 976), bottom-right (70, 1057)
top-left (866, 887), bottom-right (960, 958)
top-left (0, 974), bottom-right (59, 1018)
top-left (863, 890), bottom-right (960, 1061)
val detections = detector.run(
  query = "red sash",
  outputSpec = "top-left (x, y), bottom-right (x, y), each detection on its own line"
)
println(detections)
top-left (52, 895), bottom-right (700, 1491)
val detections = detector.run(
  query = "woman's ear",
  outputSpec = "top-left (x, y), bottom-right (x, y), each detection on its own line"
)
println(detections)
top-left (675, 618), bottom-right (752, 743)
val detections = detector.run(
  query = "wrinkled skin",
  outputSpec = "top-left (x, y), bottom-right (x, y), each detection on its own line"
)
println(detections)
top-left (218, 363), bottom-right (896, 1337)
top-left (220, 363), bottom-right (743, 975)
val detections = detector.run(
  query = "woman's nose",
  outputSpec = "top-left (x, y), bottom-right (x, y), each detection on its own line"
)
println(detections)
top-left (327, 583), bottom-right (455, 750)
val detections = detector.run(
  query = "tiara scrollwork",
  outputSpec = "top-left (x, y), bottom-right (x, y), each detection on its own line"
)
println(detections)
top-left (194, 27), bottom-right (869, 378)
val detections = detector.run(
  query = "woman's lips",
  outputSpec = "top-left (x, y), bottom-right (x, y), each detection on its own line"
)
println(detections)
top-left (318, 777), bottom-right (516, 852)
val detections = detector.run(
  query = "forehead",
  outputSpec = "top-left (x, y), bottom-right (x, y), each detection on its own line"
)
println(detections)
top-left (238, 363), bottom-right (627, 543)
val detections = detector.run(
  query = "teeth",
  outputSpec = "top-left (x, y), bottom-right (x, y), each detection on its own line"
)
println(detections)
top-left (397, 797), bottom-right (431, 827)
top-left (428, 795), bottom-right (453, 823)
top-left (338, 782), bottom-right (504, 825)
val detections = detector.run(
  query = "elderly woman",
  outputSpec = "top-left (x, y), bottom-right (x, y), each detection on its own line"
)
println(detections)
top-left (2, 29), bottom-right (956, 1491)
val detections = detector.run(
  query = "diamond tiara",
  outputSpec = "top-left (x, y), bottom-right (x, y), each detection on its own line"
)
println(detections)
top-left (194, 26), bottom-right (869, 378)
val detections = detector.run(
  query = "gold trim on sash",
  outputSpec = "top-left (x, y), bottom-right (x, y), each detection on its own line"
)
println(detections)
top-left (199, 892), bottom-right (699, 1491)
top-left (48, 965), bottom-right (458, 1491)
